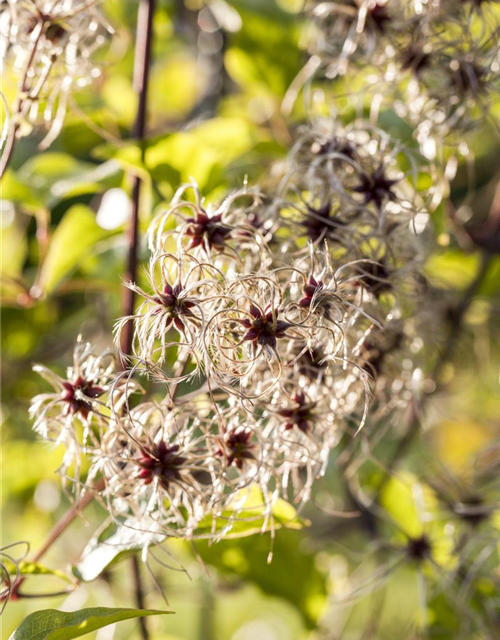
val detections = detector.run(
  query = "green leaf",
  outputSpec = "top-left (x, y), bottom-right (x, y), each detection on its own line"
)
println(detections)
top-left (38, 205), bottom-right (117, 294)
top-left (74, 520), bottom-right (166, 583)
top-left (95, 118), bottom-right (264, 191)
top-left (196, 529), bottom-right (327, 629)
top-left (1, 215), bottom-right (28, 291)
top-left (21, 153), bottom-right (85, 180)
top-left (1, 171), bottom-right (44, 210)
top-left (93, 143), bottom-right (150, 180)
top-left (380, 472), bottom-right (426, 539)
top-left (193, 484), bottom-right (307, 539)
top-left (3, 560), bottom-right (73, 585)
top-left (424, 250), bottom-right (480, 290)
top-left (8, 607), bottom-right (172, 640)
top-left (16, 154), bottom-right (100, 209)
top-left (1, 441), bottom-right (66, 497)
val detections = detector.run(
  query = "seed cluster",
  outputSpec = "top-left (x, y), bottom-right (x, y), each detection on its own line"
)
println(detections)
top-left (304, 0), bottom-right (500, 143)
top-left (1, 0), bottom-right (112, 147)
top-left (30, 117), bottom-right (433, 539)
top-left (20, 1), bottom-right (500, 631)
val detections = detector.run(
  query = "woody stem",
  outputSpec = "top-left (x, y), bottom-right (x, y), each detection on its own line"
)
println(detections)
top-left (120, 0), bottom-right (156, 363)
top-left (121, 1), bottom-right (156, 637)
top-left (7, 1), bottom-right (157, 623)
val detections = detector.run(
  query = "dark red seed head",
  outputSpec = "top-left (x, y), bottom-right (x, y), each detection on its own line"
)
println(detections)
top-left (302, 202), bottom-right (340, 243)
top-left (153, 282), bottom-right (196, 331)
top-left (401, 46), bottom-right (431, 75)
top-left (406, 535), bottom-right (432, 562)
top-left (45, 22), bottom-right (67, 42)
top-left (61, 376), bottom-right (104, 417)
top-left (217, 429), bottom-right (255, 469)
top-left (311, 135), bottom-right (357, 160)
top-left (136, 441), bottom-right (187, 490)
top-left (357, 261), bottom-right (392, 296)
top-left (449, 60), bottom-right (486, 96)
top-left (240, 305), bottom-right (290, 350)
top-left (300, 277), bottom-right (324, 308)
top-left (367, 2), bottom-right (391, 34)
top-left (278, 393), bottom-right (315, 433)
top-left (296, 348), bottom-right (327, 378)
top-left (185, 210), bottom-right (232, 251)
top-left (352, 165), bottom-right (399, 210)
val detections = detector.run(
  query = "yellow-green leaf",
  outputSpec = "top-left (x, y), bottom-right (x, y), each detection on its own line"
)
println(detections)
top-left (9, 607), bottom-right (172, 640)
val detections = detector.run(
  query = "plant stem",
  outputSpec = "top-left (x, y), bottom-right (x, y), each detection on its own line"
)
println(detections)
top-left (0, 120), bottom-right (20, 180)
top-left (31, 479), bottom-right (105, 563)
top-left (6, 0), bottom-right (158, 613)
top-left (120, 2), bottom-right (156, 636)
top-left (120, 0), bottom-right (156, 363)
top-left (0, 24), bottom-right (43, 179)
top-left (2, 479), bottom-right (105, 601)
top-left (131, 555), bottom-right (149, 639)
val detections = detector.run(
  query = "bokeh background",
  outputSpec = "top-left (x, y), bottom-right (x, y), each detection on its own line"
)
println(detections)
top-left (2, 1), bottom-right (500, 638)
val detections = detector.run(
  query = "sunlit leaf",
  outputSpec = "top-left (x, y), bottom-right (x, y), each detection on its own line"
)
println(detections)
top-left (424, 251), bottom-right (480, 290)
top-left (1, 214), bottom-right (28, 299)
top-left (1, 171), bottom-right (44, 210)
top-left (1, 441), bottom-right (66, 498)
top-left (145, 117), bottom-right (262, 189)
top-left (380, 473), bottom-right (427, 538)
top-left (74, 520), bottom-right (165, 583)
top-left (38, 205), bottom-right (118, 294)
top-left (195, 528), bottom-right (327, 629)
top-left (193, 484), bottom-right (306, 539)
top-left (2, 560), bottom-right (74, 585)
top-left (8, 607), bottom-right (172, 640)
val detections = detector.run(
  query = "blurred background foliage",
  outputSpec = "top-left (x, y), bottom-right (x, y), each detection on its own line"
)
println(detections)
top-left (1, 0), bottom-right (500, 639)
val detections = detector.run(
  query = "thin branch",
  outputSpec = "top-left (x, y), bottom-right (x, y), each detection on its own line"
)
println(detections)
top-left (0, 24), bottom-right (44, 179)
top-left (120, 0), bottom-right (156, 364)
top-left (119, 2), bottom-right (156, 636)
top-left (1, 479), bottom-right (105, 601)
top-left (131, 555), bottom-right (149, 639)
top-left (4, 0), bottom-right (158, 613)
top-left (31, 479), bottom-right (105, 563)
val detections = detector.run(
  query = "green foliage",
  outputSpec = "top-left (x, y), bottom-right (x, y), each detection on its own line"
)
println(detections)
top-left (2, 1), bottom-right (500, 639)
top-left (3, 560), bottom-right (74, 585)
top-left (8, 608), bottom-right (172, 640)
top-left (196, 529), bottom-right (328, 629)
top-left (1, 441), bottom-right (65, 498)
top-left (38, 205), bottom-right (118, 294)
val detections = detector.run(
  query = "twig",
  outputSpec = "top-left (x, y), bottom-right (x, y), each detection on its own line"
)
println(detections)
top-left (131, 555), bottom-right (149, 639)
top-left (119, 0), bottom-right (156, 365)
top-left (31, 479), bottom-right (105, 563)
top-left (0, 24), bottom-right (43, 179)
top-left (2, 479), bottom-right (105, 601)
top-left (5, 0), bottom-right (157, 615)
top-left (119, 2), bottom-right (156, 636)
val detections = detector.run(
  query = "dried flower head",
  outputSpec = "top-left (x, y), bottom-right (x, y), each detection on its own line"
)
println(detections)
top-left (149, 183), bottom-right (270, 270)
top-left (1, 0), bottom-right (113, 148)
top-left (29, 336), bottom-right (135, 484)
top-left (114, 250), bottom-right (225, 381)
